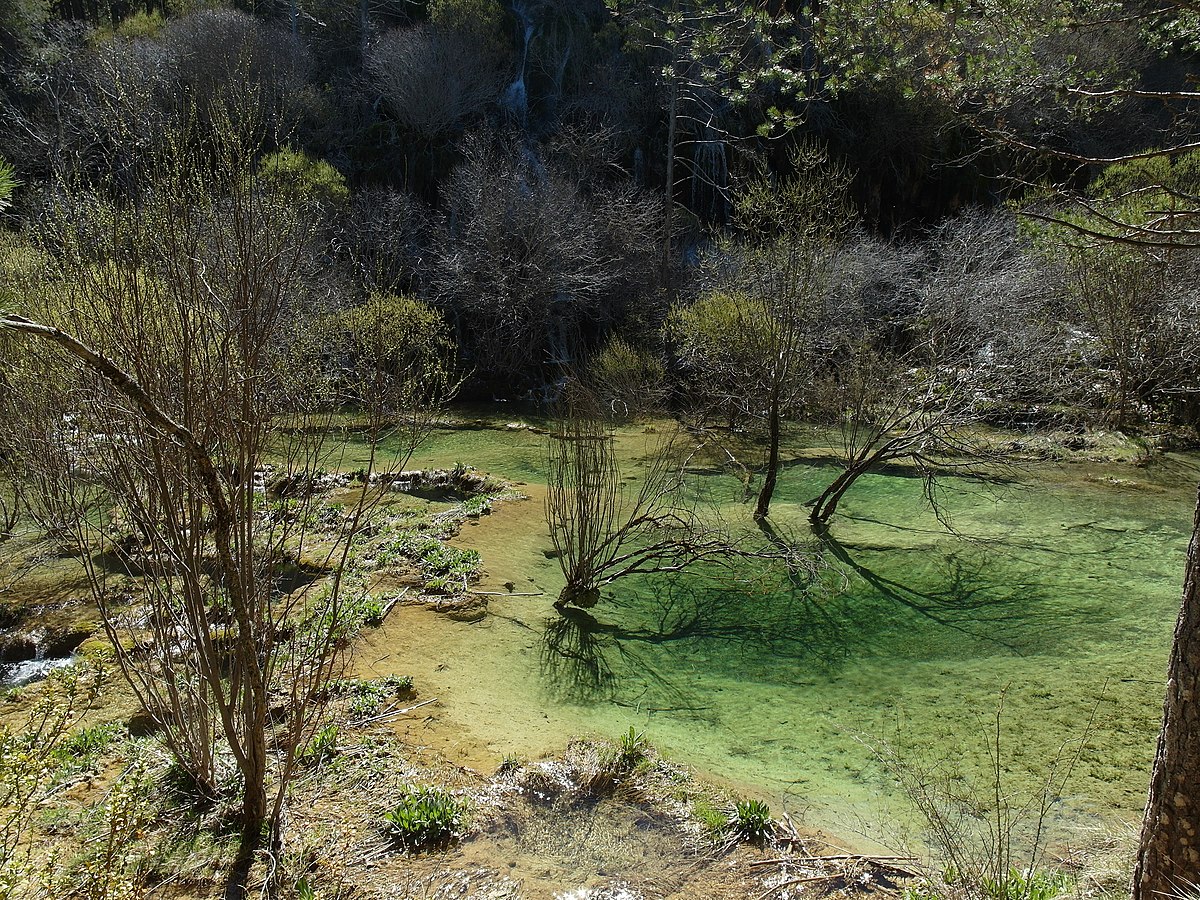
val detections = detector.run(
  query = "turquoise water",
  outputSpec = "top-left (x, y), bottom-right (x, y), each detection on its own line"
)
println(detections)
top-left (355, 420), bottom-right (1196, 847)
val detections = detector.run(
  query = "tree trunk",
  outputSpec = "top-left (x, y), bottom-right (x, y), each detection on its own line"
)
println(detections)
top-left (754, 395), bottom-right (781, 521)
top-left (555, 580), bottom-right (600, 612)
top-left (661, 80), bottom-right (678, 285)
top-left (1132, 484), bottom-right (1200, 900)
top-left (239, 681), bottom-right (270, 851)
top-left (809, 462), bottom-right (867, 525)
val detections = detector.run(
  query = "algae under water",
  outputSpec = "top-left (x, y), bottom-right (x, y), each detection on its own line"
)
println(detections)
top-left (353, 419), bottom-right (1197, 846)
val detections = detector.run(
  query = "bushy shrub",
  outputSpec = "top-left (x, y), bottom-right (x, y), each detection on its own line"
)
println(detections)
top-left (258, 147), bottom-right (349, 208)
top-left (587, 337), bottom-right (668, 419)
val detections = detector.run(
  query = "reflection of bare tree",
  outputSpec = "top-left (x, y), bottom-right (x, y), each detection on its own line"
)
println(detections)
top-left (538, 557), bottom-right (847, 707)
top-left (538, 602), bottom-right (725, 716)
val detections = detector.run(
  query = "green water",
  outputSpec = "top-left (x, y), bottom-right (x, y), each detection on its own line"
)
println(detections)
top-left (355, 418), bottom-right (1196, 847)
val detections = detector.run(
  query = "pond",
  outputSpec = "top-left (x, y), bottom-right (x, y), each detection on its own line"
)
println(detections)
top-left (351, 416), bottom-right (1196, 850)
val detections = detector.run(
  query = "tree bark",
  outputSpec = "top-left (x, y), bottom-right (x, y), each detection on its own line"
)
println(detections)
top-left (809, 462), bottom-right (867, 524)
top-left (754, 394), bottom-right (781, 521)
top-left (1132, 484), bottom-right (1200, 900)
top-left (239, 680), bottom-right (270, 851)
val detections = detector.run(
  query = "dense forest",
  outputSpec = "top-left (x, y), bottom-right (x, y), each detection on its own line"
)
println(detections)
top-left (0, 1), bottom-right (1199, 899)
top-left (1, 0), bottom-right (1199, 416)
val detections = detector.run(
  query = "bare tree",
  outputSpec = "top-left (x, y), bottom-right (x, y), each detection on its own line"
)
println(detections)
top-left (545, 390), bottom-right (761, 612)
top-left (367, 23), bottom-right (505, 142)
top-left (807, 210), bottom-right (1056, 525)
top-left (3, 10), bottom-right (308, 189)
top-left (670, 147), bottom-right (853, 521)
top-left (432, 133), bottom-right (659, 388)
top-left (0, 111), bottom-right (451, 863)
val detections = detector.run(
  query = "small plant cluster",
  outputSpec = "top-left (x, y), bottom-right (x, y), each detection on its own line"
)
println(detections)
top-left (731, 798), bottom-right (773, 843)
top-left (327, 675), bottom-right (414, 721)
top-left (607, 726), bottom-right (649, 771)
top-left (370, 526), bottom-right (483, 593)
top-left (52, 722), bottom-right (121, 773)
top-left (381, 786), bottom-right (467, 850)
top-left (351, 594), bottom-right (387, 626)
top-left (904, 868), bottom-right (1073, 900)
top-left (299, 724), bottom-right (339, 766)
top-left (459, 494), bottom-right (492, 518)
top-left (693, 796), bottom-right (774, 845)
top-left (294, 581), bottom-right (385, 646)
top-left (582, 727), bottom-right (653, 796)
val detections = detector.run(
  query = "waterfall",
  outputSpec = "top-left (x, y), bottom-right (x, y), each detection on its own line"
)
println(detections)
top-left (0, 626), bottom-right (77, 688)
top-left (690, 118), bottom-right (729, 222)
top-left (502, 0), bottom-right (537, 126)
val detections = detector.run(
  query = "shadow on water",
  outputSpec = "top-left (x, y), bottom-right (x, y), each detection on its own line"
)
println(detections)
top-left (538, 516), bottom-right (1091, 712)
top-left (813, 530), bottom-right (1039, 655)
top-left (537, 555), bottom-right (854, 713)
top-left (538, 607), bottom-right (718, 717)
top-left (539, 610), bottom-right (620, 704)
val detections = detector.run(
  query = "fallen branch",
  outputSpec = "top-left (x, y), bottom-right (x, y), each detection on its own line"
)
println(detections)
top-left (467, 590), bottom-right (545, 597)
top-left (792, 854), bottom-right (916, 864)
top-left (376, 589), bottom-right (408, 621)
top-left (351, 697), bottom-right (438, 726)
top-left (361, 842), bottom-right (394, 865)
top-left (750, 854), bottom-right (915, 868)
top-left (755, 874), bottom-right (839, 900)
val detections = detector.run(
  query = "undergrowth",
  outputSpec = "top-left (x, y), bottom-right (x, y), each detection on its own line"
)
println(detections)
top-left (875, 689), bottom-right (1097, 900)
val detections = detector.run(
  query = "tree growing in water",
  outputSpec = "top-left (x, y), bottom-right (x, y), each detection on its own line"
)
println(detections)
top-left (669, 145), bottom-right (853, 522)
top-left (545, 388), bottom-right (745, 612)
top-left (806, 212), bottom-right (1057, 526)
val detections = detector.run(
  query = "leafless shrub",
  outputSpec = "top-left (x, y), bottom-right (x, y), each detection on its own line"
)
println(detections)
top-left (544, 387), bottom-right (806, 613)
top-left (806, 210), bottom-right (1059, 525)
top-left (871, 690), bottom-right (1097, 900)
top-left (367, 24), bottom-right (504, 140)
top-left (432, 133), bottom-right (659, 387)
top-left (0, 108), bottom-right (450, 860)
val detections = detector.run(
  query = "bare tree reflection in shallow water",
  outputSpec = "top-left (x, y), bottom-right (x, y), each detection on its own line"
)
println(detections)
top-left (537, 522), bottom-right (1065, 713)
top-left (539, 608), bottom-right (620, 704)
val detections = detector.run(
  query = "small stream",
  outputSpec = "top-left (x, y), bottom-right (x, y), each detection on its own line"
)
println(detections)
top-left (0, 654), bottom-right (76, 688)
top-left (0, 627), bottom-right (84, 689)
